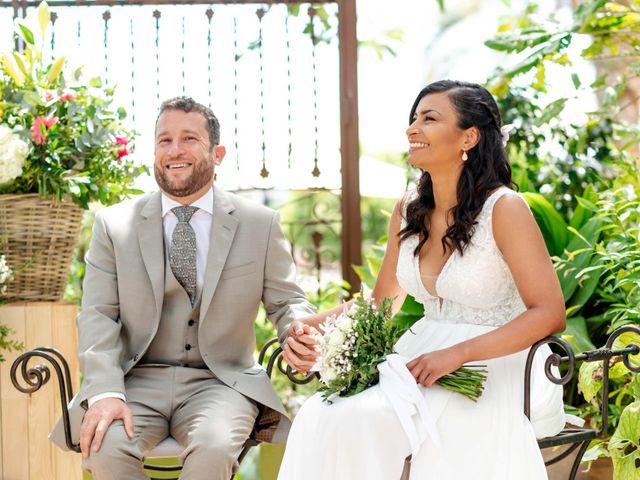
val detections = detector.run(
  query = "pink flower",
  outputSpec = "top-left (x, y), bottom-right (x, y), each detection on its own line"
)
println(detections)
top-left (115, 136), bottom-right (128, 146)
top-left (117, 148), bottom-right (129, 160)
top-left (43, 90), bottom-right (55, 101)
top-left (30, 116), bottom-right (58, 145)
top-left (59, 92), bottom-right (76, 102)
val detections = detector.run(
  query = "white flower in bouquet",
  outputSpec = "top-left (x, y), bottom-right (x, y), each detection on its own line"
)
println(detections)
top-left (0, 254), bottom-right (13, 295)
top-left (0, 124), bottom-right (29, 184)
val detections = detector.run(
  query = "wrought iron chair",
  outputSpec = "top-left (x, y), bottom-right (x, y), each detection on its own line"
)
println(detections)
top-left (526, 325), bottom-right (640, 480)
top-left (13, 327), bottom-right (640, 479)
top-left (10, 338), bottom-right (316, 480)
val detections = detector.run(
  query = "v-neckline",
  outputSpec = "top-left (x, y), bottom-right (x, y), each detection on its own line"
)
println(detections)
top-left (414, 244), bottom-right (456, 300)
top-left (405, 187), bottom-right (507, 303)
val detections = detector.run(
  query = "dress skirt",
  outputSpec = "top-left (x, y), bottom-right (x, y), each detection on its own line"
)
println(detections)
top-left (277, 318), bottom-right (565, 480)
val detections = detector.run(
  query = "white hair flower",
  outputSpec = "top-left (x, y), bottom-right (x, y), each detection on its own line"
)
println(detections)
top-left (500, 124), bottom-right (514, 147)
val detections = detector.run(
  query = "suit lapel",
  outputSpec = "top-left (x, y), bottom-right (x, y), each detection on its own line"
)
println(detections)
top-left (200, 186), bottom-right (238, 321)
top-left (138, 192), bottom-right (165, 317)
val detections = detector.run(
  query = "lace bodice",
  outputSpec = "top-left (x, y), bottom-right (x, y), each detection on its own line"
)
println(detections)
top-left (396, 187), bottom-right (526, 327)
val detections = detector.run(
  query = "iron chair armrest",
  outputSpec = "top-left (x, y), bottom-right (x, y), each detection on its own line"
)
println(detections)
top-left (524, 325), bottom-right (640, 436)
top-left (523, 325), bottom-right (639, 479)
top-left (10, 346), bottom-right (81, 453)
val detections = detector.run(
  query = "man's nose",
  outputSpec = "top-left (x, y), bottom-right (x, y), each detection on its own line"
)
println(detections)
top-left (167, 141), bottom-right (183, 156)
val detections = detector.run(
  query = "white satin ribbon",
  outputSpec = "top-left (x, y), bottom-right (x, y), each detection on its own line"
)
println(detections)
top-left (378, 353), bottom-right (441, 457)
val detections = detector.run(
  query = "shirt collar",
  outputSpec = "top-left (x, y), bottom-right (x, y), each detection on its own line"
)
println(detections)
top-left (161, 186), bottom-right (214, 218)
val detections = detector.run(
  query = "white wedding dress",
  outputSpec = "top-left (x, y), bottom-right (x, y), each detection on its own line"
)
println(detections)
top-left (278, 187), bottom-right (566, 480)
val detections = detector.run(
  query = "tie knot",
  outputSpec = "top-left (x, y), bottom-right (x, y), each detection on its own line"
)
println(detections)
top-left (172, 205), bottom-right (198, 223)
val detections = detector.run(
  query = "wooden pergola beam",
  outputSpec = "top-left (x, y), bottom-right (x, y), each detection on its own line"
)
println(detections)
top-left (338, 0), bottom-right (361, 294)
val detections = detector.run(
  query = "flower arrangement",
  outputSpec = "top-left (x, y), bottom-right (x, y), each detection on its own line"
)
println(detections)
top-left (0, 1), bottom-right (146, 208)
top-left (313, 295), bottom-right (487, 402)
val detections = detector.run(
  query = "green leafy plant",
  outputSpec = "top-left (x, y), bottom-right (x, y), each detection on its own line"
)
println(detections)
top-left (488, 1), bottom-right (640, 216)
top-left (0, 323), bottom-right (23, 363)
top-left (0, 1), bottom-right (147, 208)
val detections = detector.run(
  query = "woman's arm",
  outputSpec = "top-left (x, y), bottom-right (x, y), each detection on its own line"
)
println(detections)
top-left (283, 197), bottom-right (409, 369)
top-left (408, 194), bottom-right (566, 386)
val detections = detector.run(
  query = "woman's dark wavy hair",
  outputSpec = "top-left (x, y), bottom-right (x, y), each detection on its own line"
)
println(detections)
top-left (399, 80), bottom-right (515, 256)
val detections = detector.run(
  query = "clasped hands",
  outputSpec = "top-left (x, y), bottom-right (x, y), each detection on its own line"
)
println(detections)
top-left (282, 320), bottom-right (321, 373)
top-left (282, 320), bottom-right (464, 386)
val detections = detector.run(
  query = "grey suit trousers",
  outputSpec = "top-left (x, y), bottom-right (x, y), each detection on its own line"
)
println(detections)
top-left (82, 366), bottom-right (258, 480)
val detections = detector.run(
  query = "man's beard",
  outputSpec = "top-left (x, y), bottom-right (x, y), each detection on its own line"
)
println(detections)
top-left (154, 157), bottom-right (214, 197)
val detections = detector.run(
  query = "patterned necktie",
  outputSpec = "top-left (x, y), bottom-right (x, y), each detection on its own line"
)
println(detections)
top-left (169, 206), bottom-right (199, 306)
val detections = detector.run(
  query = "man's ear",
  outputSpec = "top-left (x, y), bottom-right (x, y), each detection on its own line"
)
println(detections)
top-left (213, 145), bottom-right (226, 165)
top-left (462, 127), bottom-right (480, 151)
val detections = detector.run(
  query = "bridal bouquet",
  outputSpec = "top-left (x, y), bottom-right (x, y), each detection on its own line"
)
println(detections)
top-left (313, 295), bottom-right (487, 402)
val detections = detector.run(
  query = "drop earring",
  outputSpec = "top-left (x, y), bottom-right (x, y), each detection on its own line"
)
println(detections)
top-left (462, 151), bottom-right (468, 162)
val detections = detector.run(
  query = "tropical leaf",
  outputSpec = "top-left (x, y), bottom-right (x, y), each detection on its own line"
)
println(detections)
top-left (569, 186), bottom-right (598, 231)
top-left (523, 192), bottom-right (568, 257)
top-left (609, 401), bottom-right (640, 480)
top-left (560, 217), bottom-right (604, 301)
top-left (563, 315), bottom-right (596, 354)
top-left (15, 20), bottom-right (35, 45)
top-left (578, 360), bottom-right (601, 402)
top-left (535, 98), bottom-right (567, 126)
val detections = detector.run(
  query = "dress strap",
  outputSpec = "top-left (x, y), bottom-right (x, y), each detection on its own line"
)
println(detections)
top-left (480, 186), bottom-right (526, 220)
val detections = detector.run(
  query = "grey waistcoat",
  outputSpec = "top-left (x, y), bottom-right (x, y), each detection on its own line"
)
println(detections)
top-left (140, 250), bottom-right (205, 368)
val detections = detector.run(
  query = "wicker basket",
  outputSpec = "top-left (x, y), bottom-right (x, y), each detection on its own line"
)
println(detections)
top-left (0, 194), bottom-right (84, 302)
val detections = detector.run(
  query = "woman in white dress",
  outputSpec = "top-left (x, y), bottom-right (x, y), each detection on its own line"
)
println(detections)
top-left (279, 80), bottom-right (567, 480)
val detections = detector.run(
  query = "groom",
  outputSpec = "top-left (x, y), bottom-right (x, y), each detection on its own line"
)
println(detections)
top-left (50, 96), bottom-right (315, 479)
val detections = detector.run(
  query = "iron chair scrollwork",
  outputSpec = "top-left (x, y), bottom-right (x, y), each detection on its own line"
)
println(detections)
top-left (525, 325), bottom-right (640, 480)
top-left (10, 337), bottom-right (316, 480)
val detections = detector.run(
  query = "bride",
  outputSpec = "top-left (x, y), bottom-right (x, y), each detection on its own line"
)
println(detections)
top-left (278, 80), bottom-right (567, 480)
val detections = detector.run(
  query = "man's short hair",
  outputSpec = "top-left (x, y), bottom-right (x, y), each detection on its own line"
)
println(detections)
top-left (157, 96), bottom-right (220, 147)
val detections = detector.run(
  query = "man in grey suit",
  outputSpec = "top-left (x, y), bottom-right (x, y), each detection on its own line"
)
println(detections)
top-left (51, 97), bottom-right (316, 479)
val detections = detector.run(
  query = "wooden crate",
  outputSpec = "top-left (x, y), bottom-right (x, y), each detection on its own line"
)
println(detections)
top-left (0, 302), bottom-right (82, 480)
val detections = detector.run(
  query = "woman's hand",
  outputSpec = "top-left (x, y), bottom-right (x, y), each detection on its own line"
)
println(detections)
top-left (406, 346), bottom-right (466, 387)
top-left (282, 321), bottom-right (320, 373)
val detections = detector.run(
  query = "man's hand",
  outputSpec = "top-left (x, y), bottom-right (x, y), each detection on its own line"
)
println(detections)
top-left (282, 320), bottom-right (320, 373)
top-left (79, 397), bottom-right (134, 458)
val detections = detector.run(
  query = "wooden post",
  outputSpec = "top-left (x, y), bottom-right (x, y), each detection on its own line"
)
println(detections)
top-left (338, 0), bottom-right (362, 294)
top-left (0, 302), bottom-right (82, 480)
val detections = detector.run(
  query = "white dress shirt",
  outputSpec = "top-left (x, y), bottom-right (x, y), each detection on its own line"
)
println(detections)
top-left (88, 187), bottom-right (215, 407)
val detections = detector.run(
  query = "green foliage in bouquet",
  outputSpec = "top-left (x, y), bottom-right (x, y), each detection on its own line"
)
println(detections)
top-left (0, 1), bottom-right (147, 208)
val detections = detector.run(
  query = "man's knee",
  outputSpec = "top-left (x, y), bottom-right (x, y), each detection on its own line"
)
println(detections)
top-left (181, 428), bottom-right (247, 469)
top-left (82, 421), bottom-right (143, 472)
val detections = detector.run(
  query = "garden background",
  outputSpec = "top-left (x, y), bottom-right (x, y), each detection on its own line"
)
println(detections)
top-left (0, 0), bottom-right (639, 478)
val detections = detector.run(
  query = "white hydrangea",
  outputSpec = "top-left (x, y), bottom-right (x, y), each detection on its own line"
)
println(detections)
top-left (0, 255), bottom-right (13, 295)
top-left (0, 124), bottom-right (29, 184)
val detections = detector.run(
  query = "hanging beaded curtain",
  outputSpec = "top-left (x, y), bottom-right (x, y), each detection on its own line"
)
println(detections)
top-left (0, 2), bottom-right (341, 192)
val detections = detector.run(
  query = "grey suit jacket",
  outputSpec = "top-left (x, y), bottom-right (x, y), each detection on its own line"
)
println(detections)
top-left (50, 186), bottom-right (315, 448)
